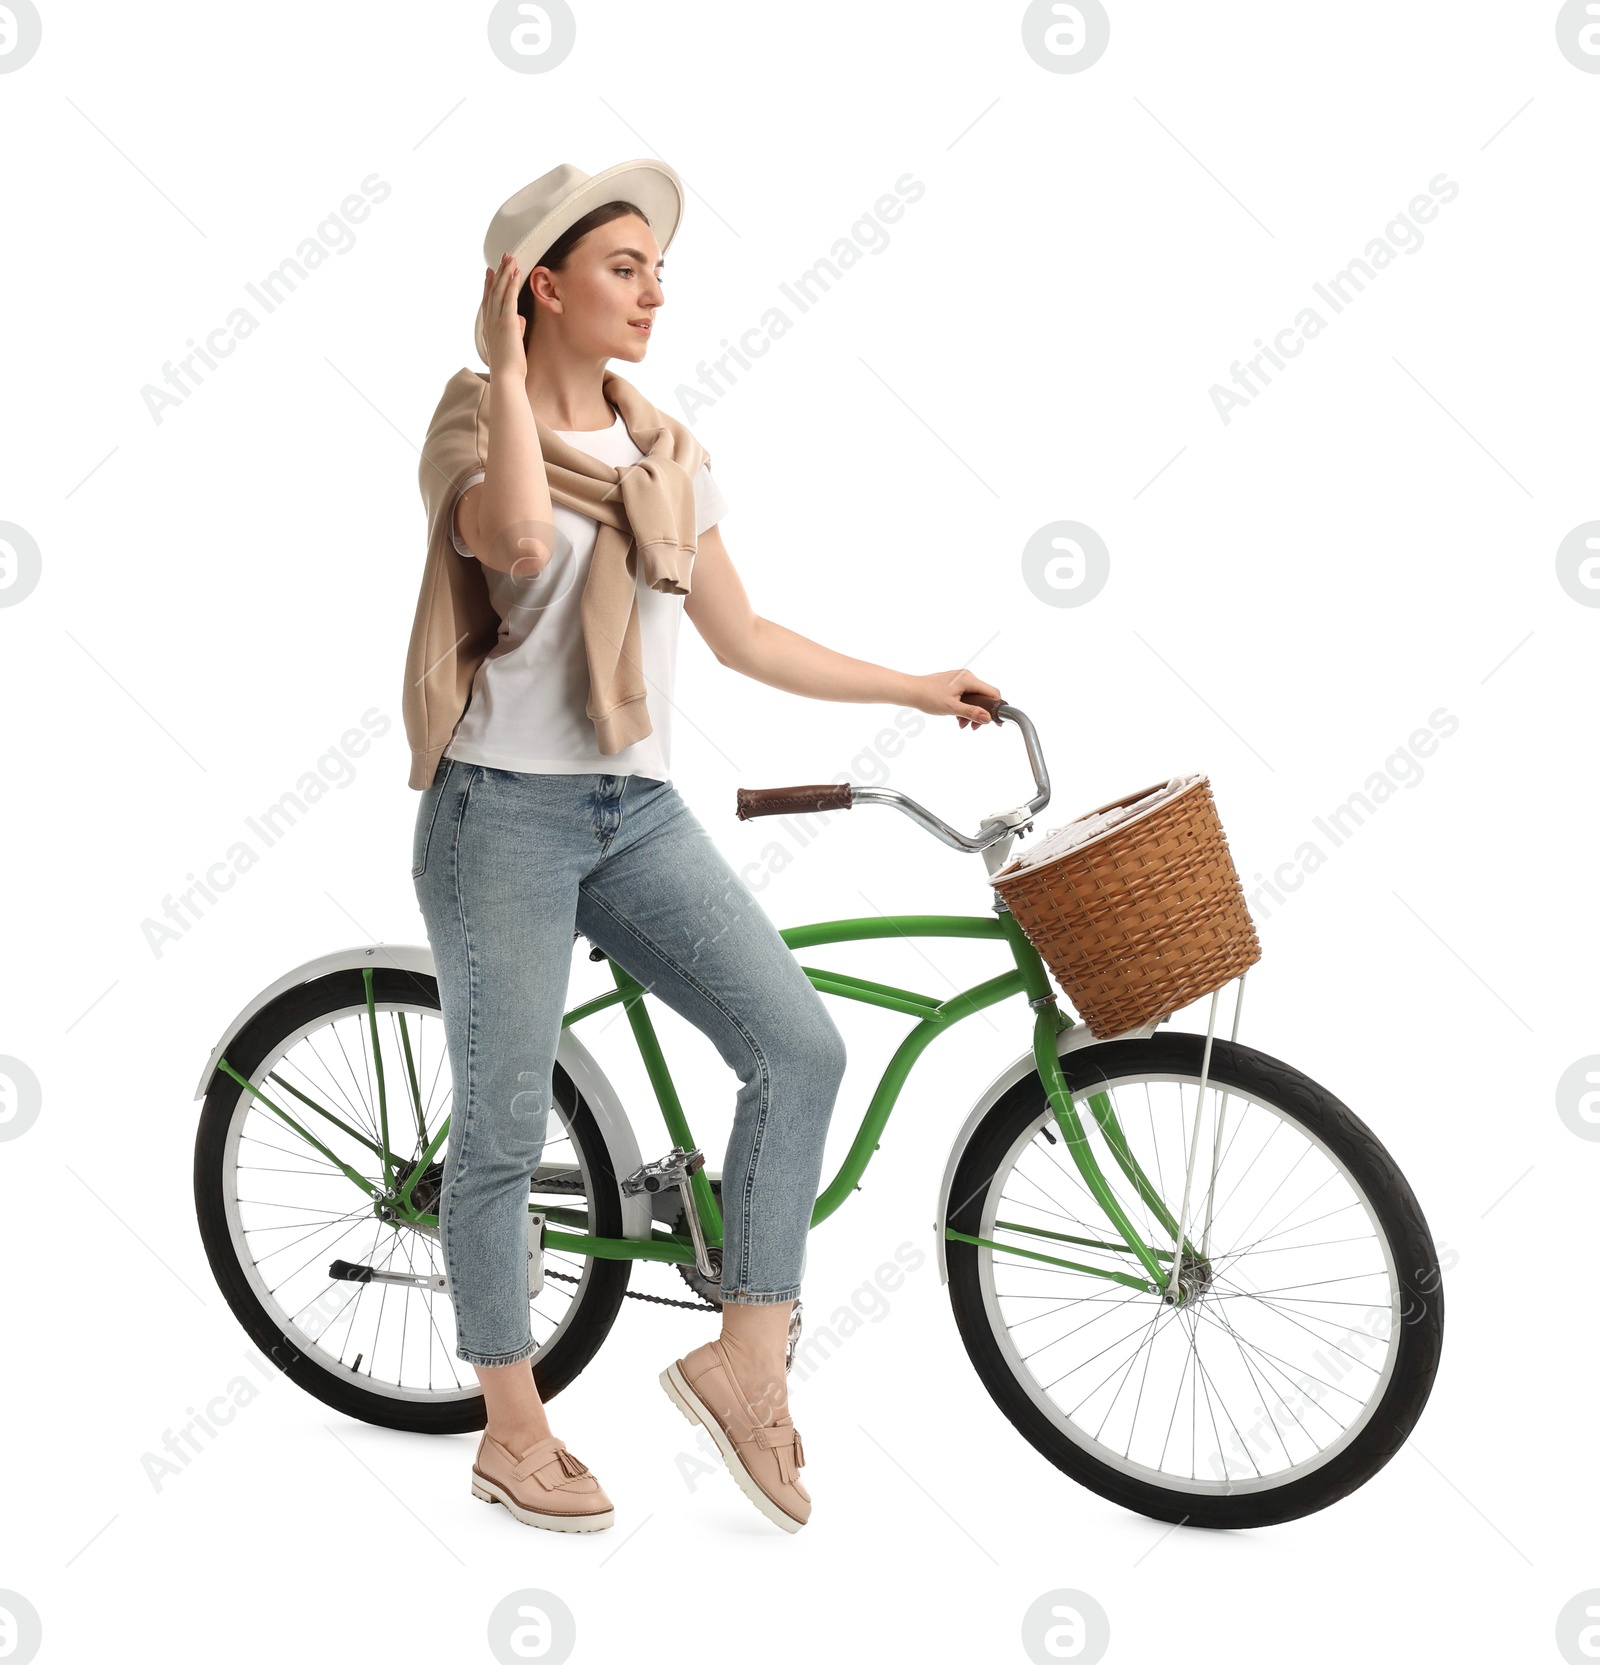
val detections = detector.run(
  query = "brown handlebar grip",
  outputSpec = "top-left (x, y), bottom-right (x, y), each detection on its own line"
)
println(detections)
top-left (966, 694), bottom-right (1007, 724)
top-left (735, 784), bottom-right (854, 821)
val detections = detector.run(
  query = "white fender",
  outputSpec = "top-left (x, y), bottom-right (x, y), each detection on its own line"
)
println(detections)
top-left (193, 942), bottom-right (655, 1241)
top-left (933, 1016), bottom-right (1161, 1285)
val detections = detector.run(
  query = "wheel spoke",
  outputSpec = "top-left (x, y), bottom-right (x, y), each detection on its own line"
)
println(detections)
top-left (1011, 1286), bottom-right (1149, 1361)
top-left (250, 1207), bottom-right (375, 1268)
top-left (1195, 1295), bottom-right (1303, 1468)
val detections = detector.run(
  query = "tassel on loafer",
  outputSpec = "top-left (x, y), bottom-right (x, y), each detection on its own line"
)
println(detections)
top-left (470, 1431), bottom-right (615, 1532)
top-left (659, 1337), bottom-right (811, 1532)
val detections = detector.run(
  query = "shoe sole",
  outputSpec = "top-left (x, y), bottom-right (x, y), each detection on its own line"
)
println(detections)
top-left (470, 1472), bottom-right (615, 1532)
top-left (659, 1361), bottom-right (806, 1534)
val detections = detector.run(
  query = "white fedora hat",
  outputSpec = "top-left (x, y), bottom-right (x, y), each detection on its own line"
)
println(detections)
top-left (474, 158), bottom-right (685, 366)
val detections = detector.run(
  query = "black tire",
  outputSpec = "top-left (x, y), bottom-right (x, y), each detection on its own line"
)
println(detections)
top-left (194, 968), bottom-right (631, 1434)
top-left (945, 1032), bottom-right (1445, 1528)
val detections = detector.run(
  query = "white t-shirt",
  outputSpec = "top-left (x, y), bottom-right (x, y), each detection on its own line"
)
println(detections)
top-left (443, 411), bottom-right (728, 783)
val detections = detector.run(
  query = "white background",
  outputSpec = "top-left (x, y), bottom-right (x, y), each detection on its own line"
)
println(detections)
top-left (1, 3), bottom-right (1595, 1661)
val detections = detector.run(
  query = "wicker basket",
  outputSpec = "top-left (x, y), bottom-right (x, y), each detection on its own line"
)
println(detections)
top-left (990, 774), bottom-right (1260, 1038)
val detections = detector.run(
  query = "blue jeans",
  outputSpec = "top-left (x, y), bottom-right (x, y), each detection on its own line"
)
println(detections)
top-left (411, 760), bottom-right (848, 1368)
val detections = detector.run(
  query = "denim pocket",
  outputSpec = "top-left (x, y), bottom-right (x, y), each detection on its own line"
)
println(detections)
top-left (411, 758), bottom-right (456, 879)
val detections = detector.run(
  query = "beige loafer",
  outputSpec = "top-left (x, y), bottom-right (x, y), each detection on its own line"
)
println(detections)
top-left (660, 1337), bottom-right (810, 1532)
top-left (470, 1431), bottom-right (615, 1532)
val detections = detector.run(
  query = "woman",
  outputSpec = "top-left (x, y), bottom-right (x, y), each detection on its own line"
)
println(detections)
top-left (409, 161), bottom-right (1000, 1536)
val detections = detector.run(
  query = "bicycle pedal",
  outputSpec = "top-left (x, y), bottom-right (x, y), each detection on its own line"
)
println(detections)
top-left (620, 1146), bottom-right (705, 1194)
top-left (528, 1210), bottom-right (546, 1299)
top-left (785, 1299), bottom-right (803, 1374)
top-left (328, 1258), bottom-right (447, 1294)
top-left (622, 1148), bottom-right (717, 1281)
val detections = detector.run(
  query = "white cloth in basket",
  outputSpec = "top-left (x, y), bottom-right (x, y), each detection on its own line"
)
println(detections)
top-left (996, 773), bottom-right (1204, 878)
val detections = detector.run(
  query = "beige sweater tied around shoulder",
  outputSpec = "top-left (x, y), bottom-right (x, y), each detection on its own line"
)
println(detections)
top-left (402, 367), bottom-right (710, 790)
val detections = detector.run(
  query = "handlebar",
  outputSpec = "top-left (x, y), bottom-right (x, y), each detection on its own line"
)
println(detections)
top-left (733, 697), bottom-right (1052, 854)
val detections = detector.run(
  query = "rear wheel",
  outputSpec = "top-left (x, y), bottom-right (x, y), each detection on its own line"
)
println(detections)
top-left (194, 968), bottom-right (630, 1433)
top-left (944, 1033), bottom-right (1444, 1527)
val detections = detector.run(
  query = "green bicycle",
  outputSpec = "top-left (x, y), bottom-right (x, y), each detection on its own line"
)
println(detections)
top-left (191, 700), bottom-right (1444, 1529)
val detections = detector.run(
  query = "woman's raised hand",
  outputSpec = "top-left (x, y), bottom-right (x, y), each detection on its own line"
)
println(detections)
top-left (481, 252), bottom-right (529, 379)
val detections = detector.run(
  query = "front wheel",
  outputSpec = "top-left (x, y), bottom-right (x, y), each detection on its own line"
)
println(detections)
top-left (944, 1032), bottom-right (1444, 1528)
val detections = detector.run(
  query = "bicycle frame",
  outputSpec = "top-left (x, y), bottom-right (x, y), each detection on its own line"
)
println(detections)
top-left (216, 919), bottom-right (1210, 1305)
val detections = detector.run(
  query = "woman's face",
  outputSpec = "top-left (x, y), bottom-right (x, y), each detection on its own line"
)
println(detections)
top-left (531, 213), bottom-right (665, 362)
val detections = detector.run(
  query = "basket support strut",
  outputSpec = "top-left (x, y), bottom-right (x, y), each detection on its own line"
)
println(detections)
top-left (1200, 972), bottom-right (1247, 1259)
top-left (1165, 985), bottom-right (1222, 1303)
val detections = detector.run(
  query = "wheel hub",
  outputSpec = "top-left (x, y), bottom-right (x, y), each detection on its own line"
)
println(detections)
top-left (1160, 1251), bottom-right (1215, 1306)
top-left (382, 1156), bottom-right (443, 1219)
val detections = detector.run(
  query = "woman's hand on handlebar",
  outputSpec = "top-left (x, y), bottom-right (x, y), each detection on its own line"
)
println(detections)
top-left (903, 667), bottom-right (1004, 729)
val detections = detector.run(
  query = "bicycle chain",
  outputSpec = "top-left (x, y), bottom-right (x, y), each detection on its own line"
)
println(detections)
top-left (542, 1254), bottom-right (803, 1371)
top-left (532, 1171), bottom-right (722, 1311)
top-left (541, 1263), bottom-right (720, 1313)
